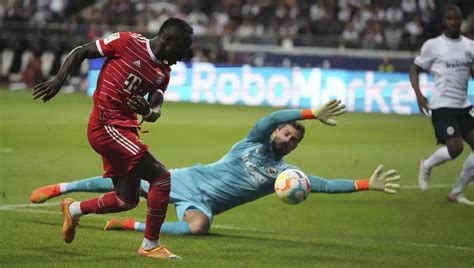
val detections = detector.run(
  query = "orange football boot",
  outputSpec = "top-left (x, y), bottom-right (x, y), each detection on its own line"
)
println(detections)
top-left (60, 198), bottom-right (79, 244)
top-left (30, 184), bottom-right (61, 203)
top-left (138, 246), bottom-right (181, 260)
top-left (104, 217), bottom-right (136, 231)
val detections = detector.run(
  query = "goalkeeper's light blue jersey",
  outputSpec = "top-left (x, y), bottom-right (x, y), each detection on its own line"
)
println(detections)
top-left (169, 109), bottom-right (303, 216)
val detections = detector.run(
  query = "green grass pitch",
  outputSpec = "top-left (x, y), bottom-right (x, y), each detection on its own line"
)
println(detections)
top-left (0, 89), bottom-right (473, 267)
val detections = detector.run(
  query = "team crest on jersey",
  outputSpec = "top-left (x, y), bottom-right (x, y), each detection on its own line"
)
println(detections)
top-left (155, 74), bottom-right (165, 85)
top-left (267, 167), bottom-right (278, 176)
top-left (446, 126), bottom-right (455, 136)
top-left (104, 32), bottom-right (120, 45)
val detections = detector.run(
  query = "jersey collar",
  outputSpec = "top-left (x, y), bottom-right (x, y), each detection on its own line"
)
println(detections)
top-left (146, 39), bottom-right (160, 64)
top-left (441, 34), bottom-right (462, 42)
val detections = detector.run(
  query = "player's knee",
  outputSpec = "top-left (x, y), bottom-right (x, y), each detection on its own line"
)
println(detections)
top-left (149, 172), bottom-right (171, 192)
top-left (189, 221), bottom-right (210, 235)
top-left (447, 144), bottom-right (463, 159)
top-left (118, 197), bottom-right (139, 211)
top-left (185, 211), bottom-right (210, 235)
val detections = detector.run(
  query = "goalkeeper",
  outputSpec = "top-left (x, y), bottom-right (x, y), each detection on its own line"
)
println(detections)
top-left (30, 100), bottom-right (400, 235)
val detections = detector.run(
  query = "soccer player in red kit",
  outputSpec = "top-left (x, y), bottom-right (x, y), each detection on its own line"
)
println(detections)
top-left (32, 18), bottom-right (193, 260)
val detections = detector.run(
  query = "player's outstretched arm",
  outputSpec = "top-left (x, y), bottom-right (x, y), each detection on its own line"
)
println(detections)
top-left (308, 165), bottom-right (400, 194)
top-left (247, 99), bottom-right (346, 142)
top-left (33, 42), bottom-right (102, 102)
top-left (310, 99), bottom-right (346, 126)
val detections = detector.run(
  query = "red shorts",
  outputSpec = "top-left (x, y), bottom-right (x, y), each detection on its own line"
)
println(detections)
top-left (88, 123), bottom-right (148, 178)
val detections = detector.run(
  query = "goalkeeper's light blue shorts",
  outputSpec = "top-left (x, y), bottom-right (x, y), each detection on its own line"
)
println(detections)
top-left (140, 167), bottom-right (213, 221)
top-left (170, 168), bottom-right (213, 222)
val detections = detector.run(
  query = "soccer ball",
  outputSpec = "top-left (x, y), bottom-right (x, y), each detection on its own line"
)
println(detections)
top-left (274, 169), bottom-right (311, 205)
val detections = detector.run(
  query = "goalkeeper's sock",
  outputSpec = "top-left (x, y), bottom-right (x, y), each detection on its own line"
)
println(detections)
top-left (423, 146), bottom-right (452, 170)
top-left (132, 221), bottom-right (191, 235)
top-left (60, 176), bottom-right (114, 193)
top-left (135, 221), bottom-right (146, 232)
top-left (160, 221), bottom-right (192, 235)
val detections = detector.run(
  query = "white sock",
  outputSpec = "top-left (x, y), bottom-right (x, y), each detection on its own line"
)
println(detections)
top-left (423, 146), bottom-right (452, 170)
top-left (59, 183), bottom-right (68, 193)
top-left (141, 238), bottom-right (160, 250)
top-left (451, 153), bottom-right (474, 196)
top-left (68, 201), bottom-right (83, 219)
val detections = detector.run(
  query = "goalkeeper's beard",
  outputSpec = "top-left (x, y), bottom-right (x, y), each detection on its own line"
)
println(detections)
top-left (271, 141), bottom-right (291, 157)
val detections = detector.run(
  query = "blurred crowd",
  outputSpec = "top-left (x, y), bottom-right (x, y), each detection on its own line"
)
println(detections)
top-left (0, 0), bottom-right (473, 88)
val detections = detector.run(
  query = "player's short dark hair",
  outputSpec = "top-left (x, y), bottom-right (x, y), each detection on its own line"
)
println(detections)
top-left (443, 4), bottom-right (462, 19)
top-left (278, 121), bottom-right (306, 142)
top-left (159, 18), bottom-right (193, 36)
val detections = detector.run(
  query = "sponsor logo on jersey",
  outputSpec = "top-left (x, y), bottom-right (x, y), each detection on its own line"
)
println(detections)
top-left (241, 154), bottom-right (269, 185)
top-left (445, 61), bottom-right (470, 69)
top-left (133, 60), bottom-right (141, 67)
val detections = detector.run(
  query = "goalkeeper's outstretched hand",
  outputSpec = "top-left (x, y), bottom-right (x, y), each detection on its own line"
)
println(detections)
top-left (369, 165), bottom-right (401, 194)
top-left (312, 99), bottom-right (346, 126)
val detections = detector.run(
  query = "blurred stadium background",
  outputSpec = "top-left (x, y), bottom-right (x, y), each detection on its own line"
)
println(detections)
top-left (1, 0), bottom-right (473, 267)
top-left (1, 0), bottom-right (473, 91)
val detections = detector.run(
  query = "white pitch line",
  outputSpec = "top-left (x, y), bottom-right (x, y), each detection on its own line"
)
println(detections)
top-left (395, 241), bottom-right (474, 252)
top-left (401, 183), bottom-right (455, 189)
top-left (1, 202), bottom-right (473, 252)
top-left (0, 147), bottom-right (14, 153)
top-left (0, 202), bottom-right (59, 210)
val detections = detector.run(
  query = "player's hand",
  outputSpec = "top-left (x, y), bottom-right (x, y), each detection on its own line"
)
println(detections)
top-left (416, 94), bottom-right (430, 116)
top-left (368, 165), bottom-right (400, 194)
top-left (311, 99), bottom-right (346, 126)
top-left (127, 95), bottom-right (151, 116)
top-left (32, 79), bottom-right (62, 102)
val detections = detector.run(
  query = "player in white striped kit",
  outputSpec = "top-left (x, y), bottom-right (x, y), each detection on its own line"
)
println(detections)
top-left (410, 4), bottom-right (474, 205)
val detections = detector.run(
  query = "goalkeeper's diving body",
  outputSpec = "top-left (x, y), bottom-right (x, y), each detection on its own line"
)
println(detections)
top-left (31, 100), bottom-right (400, 235)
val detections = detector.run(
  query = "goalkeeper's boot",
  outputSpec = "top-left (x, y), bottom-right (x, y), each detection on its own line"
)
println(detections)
top-left (30, 184), bottom-right (61, 203)
top-left (60, 198), bottom-right (79, 243)
top-left (418, 159), bottom-right (431, 191)
top-left (447, 193), bottom-right (474, 206)
top-left (104, 217), bottom-right (136, 231)
top-left (138, 246), bottom-right (181, 260)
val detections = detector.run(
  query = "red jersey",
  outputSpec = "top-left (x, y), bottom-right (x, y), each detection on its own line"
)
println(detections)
top-left (90, 32), bottom-right (171, 127)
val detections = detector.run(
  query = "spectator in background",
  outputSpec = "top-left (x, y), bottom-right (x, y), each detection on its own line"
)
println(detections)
top-left (378, 57), bottom-right (394, 72)
top-left (461, 11), bottom-right (474, 38)
top-left (191, 49), bottom-right (208, 63)
top-left (340, 22), bottom-right (359, 48)
top-left (384, 22), bottom-right (403, 50)
top-left (186, 7), bottom-right (209, 36)
top-left (21, 49), bottom-right (44, 87)
top-left (361, 20), bottom-right (383, 49)
top-left (404, 16), bottom-right (423, 50)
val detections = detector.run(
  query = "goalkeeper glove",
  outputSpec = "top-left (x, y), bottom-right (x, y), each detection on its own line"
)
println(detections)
top-left (311, 99), bottom-right (346, 126)
top-left (368, 165), bottom-right (401, 194)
